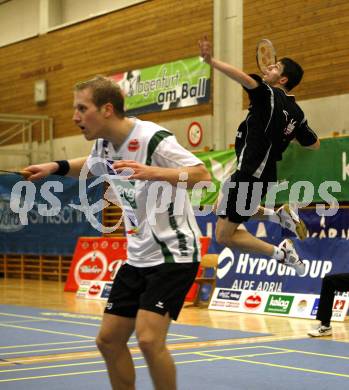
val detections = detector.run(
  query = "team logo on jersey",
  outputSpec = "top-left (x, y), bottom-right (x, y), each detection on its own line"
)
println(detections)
top-left (284, 119), bottom-right (297, 135)
top-left (128, 139), bottom-right (140, 152)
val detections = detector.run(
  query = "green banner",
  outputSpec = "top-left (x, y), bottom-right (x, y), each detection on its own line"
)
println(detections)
top-left (193, 149), bottom-right (236, 205)
top-left (110, 57), bottom-right (211, 115)
top-left (277, 137), bottom-right (349, 203)
top-left (195, 137), bottom-right (349, 205)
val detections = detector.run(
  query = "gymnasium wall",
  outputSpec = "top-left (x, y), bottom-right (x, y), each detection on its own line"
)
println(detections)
top-left (1, 0), bottom-right (349, 170)
top-left (0, 0), bottom-right (40, 47)
top-left (0, 0), bottom-right (152, 47)
top-left (243, 0), bottom-right (349, 136)
top-left (0, 0), bottom-right (213, 164)
top-left (244, 0), bottom-right (349, 101)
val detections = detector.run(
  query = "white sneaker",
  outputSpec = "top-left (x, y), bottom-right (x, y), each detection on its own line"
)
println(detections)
top-left (276, 204), bottom-right (307, 240)
top-left (278, 238), bottom-right (306, 276)
top-left (308, 325), bottom-right (332, 337)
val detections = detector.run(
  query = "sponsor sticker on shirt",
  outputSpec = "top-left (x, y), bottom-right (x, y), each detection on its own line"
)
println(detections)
top-left (128, 139), bottom-right (140, 152)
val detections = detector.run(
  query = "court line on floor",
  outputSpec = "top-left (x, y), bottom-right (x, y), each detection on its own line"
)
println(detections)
top-left (0, 319), bottom-right (50, 325)
top-left (3, 344), bottom-right (349, 383)
top-left (0, 313), bottom-right (196, 341)
top-left (196, 350), bottom-right (349, 378)
top-left (0, 348), bottom-right (288, 374)
top-left (0, 343), bottom-right (295, 366)
top-left (172, 344), bottom-right (349, 361)
top-left (0, 354), bottom-right (220, 377)
top-left (0, 346), bottom-right (265, 369)
top-left (0, 352), bottom-right (102, 366)
top-left (0, 335), bottom-right (195, 351)
top-left (5, 339), bottom-right (345, 368)
top-left (0, 349), bottom-right (282, 382)
top-left (0, 359), bottom-right (106, 373)
top-left (0, 313), bottom-right (198, 343)
top-left (0, 368), bottom-right (109, 382)
top-left (262, 345), bottom-right (349, 360)
top-left (3, 344), bottom-right (349, 382)
top-left (0, 312), bottom-right (264, 343)
top-left (1, 345), bottom-right (266, 365)
top-left (0, 312), bottom-right (100, 328)
top-left (0, 340), bottom-right (94, 350)
top-left (40, 312), bottom-right (102, 321)
top-left (0, 336), bottom-right (195, 358)
top-left (0, 345), bottom-right (98, 357)
top-left (0, 323), bottom-right (94, 340)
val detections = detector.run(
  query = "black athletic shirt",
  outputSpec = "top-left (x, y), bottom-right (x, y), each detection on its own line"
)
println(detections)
top-left (235, 74), bottom-right (318, 181)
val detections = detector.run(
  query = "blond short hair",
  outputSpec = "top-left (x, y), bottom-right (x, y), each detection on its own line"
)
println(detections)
top-left (74, 75), bottom-right (125, 117)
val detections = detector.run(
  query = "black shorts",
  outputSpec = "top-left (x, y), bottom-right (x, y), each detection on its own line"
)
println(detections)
top-left (217, 170), bottom-right (272, 224)
top-left (105, 262), bottom-right (200, 321)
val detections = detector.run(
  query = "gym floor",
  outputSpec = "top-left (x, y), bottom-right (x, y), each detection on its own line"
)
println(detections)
top-left (0, 279), bottom-right (348, 389)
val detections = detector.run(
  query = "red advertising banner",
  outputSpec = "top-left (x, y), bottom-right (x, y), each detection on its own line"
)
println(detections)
top-left (64, 236), bottom-right (211, 294)
top-left (64, 237), bottom-right (127, 292)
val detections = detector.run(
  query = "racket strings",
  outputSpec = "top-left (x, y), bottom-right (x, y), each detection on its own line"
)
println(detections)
top-left (256, 39), bottom-right (276, 74)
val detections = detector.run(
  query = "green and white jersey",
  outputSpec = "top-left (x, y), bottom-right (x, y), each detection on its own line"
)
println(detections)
top-left (87, 118), bottom-right (203, 267)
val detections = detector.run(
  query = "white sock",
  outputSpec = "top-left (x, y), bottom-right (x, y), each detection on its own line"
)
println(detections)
top-left (273, 246), bottom-right (285, 260)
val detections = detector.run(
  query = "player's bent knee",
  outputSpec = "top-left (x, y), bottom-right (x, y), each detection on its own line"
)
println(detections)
top-left (95, 335), bottom-right (106, 353)
top-left (137, 334), bottom-right (163, 355)
top-left (96, 333), bottom-right (123, 355)
top-left (95, 334), bottom-right (111, 353)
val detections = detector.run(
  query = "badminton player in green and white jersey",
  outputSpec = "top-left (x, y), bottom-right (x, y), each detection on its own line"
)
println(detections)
top-left (25, 75), bottom-right (210, 390)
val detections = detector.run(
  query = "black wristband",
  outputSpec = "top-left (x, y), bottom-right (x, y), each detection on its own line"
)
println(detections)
top-left (54, 160), bottom-right (70, 176)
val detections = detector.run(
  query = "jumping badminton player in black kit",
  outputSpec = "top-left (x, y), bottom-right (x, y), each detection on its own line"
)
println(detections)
top-left (199, 35), bottom-right (320, 275)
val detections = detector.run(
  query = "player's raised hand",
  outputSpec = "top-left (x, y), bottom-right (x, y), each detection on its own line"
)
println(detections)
top-left (198, 35), bottom-right (212, 64)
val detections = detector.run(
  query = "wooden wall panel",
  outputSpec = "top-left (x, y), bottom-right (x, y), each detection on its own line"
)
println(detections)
top-left (243, 0), bottom-right (349, 104)
top-left (0, 0), bottom-right (213, 142)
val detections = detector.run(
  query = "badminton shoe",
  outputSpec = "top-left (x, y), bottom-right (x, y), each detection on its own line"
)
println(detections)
top-left (278, 238), bottom-right (306, 276)
top-left (276, 204), bottom-right (307, 240)
top-left (308, 325), bottom-right (332, 337)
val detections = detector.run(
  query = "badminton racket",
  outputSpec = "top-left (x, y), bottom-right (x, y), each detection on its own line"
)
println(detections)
top-left (256, 38), bottom-right (277, 74)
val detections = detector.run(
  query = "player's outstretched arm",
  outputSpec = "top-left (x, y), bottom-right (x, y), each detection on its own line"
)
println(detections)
top-left (113, 160), bottom-right (210, 189)
top-left (295, 120), bottom-right (320, 151)
top-left (25, 157), bottom-right (87, 181)
top-left (198, 35), bottom-right (258, 90)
